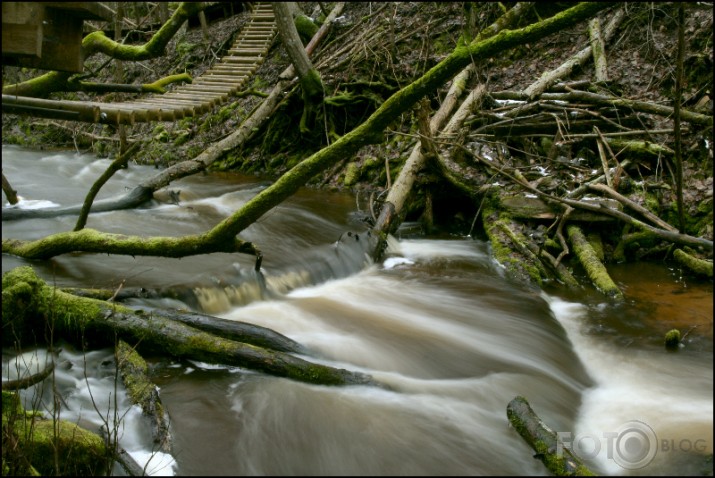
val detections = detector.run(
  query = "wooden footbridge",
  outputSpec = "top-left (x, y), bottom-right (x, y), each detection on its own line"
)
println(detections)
top-left (2, 3), bottom-right (276, 125)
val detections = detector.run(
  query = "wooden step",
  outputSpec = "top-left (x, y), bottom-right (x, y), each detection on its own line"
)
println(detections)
top-left (194, 76), bottom-right (247, 84)
top-left (177, 84), bottom-right (237, 93)
top-left (140, 97), bottom-right (210, 113)
top-left (119, 104), bottom-right (180, 121)
top-left (223, 57), bottom-right (259, 64)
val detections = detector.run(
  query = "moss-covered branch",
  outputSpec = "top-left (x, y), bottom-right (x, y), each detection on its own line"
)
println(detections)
top-left (115, 340), bottom-right (171, 453)
top-left (2, 228), bottom-right (260, 261)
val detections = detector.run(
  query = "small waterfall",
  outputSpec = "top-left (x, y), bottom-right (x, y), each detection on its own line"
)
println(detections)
top-left (192, 230), bottom-right (378, 313)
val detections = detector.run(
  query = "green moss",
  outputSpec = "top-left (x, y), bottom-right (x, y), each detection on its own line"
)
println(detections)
top-left (2, 391), bottom-right (23, 425)
top-left (294, 15), bottom-right (318, 44)
top-left (176, 40), bottom-right (198, 59)
top-left (544, 238), bottom-right (562, 251)
top-left (26, 418), bottom-right (109, 475)
top-left (482, 199), bottom-right (545, 286)
top-left (567, 225), bottom-right (623, 300)
top-left (3, 390), bottom-right (108, 476)
top-left (673, 248), bottom-right (713, 278)
top-left (343, 162), bottom-right (361, 186)
top-left (664, 329), bottom-right (681, 350)
top-left (586, 232), bottom-right (604, 262)
top-left (173, 130), bottom-right (191, 146)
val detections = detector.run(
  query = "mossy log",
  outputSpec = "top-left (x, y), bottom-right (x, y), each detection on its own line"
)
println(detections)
top-left (2, 266), bottom-right (376, 387)
top-left (673, 248), bottom-right (713, 278)
top-left (1, 227), bottom-right (261, 261)
top-left (115, 340), bottom-right (172, 453)
top-left (588, 17), bottom-right (608, 82)
top-left (567, 224), bottom-right (624, 300)
top-left (2, 391), bottom-right (110, 476)
top-left (507, 396), bottom-right (595, 476)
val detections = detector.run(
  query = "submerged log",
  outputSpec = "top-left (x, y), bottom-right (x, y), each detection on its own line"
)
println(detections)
top-left (2, 266), bottom-right (376, 387)
top-left (507, 396), bottom-right (595, 476)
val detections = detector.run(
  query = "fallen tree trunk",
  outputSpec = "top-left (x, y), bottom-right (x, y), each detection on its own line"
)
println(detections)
top-left (588, 16), bottom-right (609, 82)
top-left (145, 308), bottom-right (309, 354)
top-left (2, 266), bottom-right (376, 387)
top-left (507, 395), bottom-right (595, 476)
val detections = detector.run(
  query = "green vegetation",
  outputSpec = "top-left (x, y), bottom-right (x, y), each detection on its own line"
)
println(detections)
top-left (664, 329), bottom-right (681, 350)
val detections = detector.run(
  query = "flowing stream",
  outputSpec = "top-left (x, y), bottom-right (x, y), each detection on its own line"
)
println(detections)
top-left (2, 145), bottom-right (712, 476)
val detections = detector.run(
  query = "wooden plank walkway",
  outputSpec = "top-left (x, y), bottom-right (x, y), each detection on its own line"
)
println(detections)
top-left (1, 3), bottom-right (276, 125)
